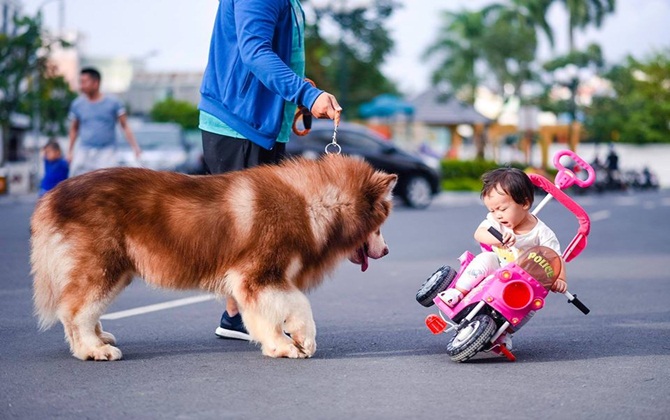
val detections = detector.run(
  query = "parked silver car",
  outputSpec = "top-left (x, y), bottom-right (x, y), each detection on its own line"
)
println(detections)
top-left (117, 122), bottom-right (189, 172)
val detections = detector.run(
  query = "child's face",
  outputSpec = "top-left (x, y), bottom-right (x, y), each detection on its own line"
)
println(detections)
top-left (483, 186), bottom-right (531, 232)
top-left (44, 147), bottom-right (61, 161)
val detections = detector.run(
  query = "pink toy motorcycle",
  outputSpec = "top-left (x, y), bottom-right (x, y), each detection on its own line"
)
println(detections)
top-left (416, 150), bottom-right (595, 362)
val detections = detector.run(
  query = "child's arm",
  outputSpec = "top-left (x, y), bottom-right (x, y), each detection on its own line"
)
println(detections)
top-left (474, 226), bottom-right (516, 248)
top-left (474, 226), bottom-right (500, 246)
top-left (551, 257), bottom-right (567, 293)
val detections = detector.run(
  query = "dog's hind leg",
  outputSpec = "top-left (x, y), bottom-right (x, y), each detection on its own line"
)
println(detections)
top-left (240, 288), bottom-right (315, 359)
top-left (60, 294), bottom-right (122, 361)
top-left (59, 272), bottom-right (130, 361)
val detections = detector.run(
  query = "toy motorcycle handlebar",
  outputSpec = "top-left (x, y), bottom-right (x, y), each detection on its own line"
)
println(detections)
top-left (553, 150), bottom-right (596, 190)
top-left (565, 291), bottom-right (590, 315)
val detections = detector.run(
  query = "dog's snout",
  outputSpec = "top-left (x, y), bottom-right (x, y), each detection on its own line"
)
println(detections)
top-left (382, 246), bottom-right (389, 256)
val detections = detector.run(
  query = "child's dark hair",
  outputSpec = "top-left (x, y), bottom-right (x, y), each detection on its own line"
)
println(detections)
top-left (43, 140), bottom-right (62, 153)
top-left (80, 67), bottom-right (101, 82)
top-left (481, 167), bottom-right (534, 207)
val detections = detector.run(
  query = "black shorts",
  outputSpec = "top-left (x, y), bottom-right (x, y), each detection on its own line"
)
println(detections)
top-left (201, 130), bottom-right (286, 175)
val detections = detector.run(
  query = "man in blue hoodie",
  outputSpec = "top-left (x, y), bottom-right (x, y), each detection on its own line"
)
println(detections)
top-left (199, 0), bottom-right (342, 340)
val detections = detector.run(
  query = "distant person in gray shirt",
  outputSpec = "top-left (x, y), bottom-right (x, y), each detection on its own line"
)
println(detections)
top-left (67, 67), bottom-right (141, 176)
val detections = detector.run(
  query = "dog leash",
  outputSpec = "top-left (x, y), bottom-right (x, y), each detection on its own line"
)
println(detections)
top-left (291, 78), bottom-right (341, 155)
top-left (325, 123), bottom-right (341, 154)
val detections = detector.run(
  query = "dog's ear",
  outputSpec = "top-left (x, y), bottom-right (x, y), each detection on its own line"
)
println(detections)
top-left (371, 172), bottom-right (397, 202)
top-left (384, 174), bottom-right (398, 200)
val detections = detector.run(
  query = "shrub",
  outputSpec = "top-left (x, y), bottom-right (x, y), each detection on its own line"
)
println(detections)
top-left (440, 159), bottom-right (528, 191)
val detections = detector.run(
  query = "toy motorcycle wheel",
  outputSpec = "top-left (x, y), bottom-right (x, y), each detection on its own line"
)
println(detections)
top-left (446, 314), bottom-right (496, 362)
top-left (416, 265), bottom-right (456, 307)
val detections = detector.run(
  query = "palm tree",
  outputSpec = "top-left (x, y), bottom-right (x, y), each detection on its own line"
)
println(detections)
top-left (423, 7), bottom-right (495, 103)
top-left (484, 0), bottom-right (555, 97)
top-left (556, 0), bottom-right (616, 51)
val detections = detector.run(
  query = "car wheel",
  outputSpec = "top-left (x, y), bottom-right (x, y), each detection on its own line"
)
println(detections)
top-left (416, 265), bottom-right (456, 307)
top-left (446, 314), bottom-right (497, 362)
top-left (403, 175), bottom-right (433, 209)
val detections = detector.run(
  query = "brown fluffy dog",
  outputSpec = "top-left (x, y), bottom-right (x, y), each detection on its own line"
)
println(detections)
top-left (31, 154), bottom-right (396, 360)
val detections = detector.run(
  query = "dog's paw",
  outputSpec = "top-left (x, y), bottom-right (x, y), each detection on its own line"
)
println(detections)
top-left (74, 344), bottom-right (123, 361)
top-left (98, 331), bottom-right (117, 345)
top-left (296, 338), bottom-right (316, 358)
top-left (262, 341), bottom-right (307, 359)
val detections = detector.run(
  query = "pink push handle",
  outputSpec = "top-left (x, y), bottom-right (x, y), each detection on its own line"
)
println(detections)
top-left (528, 173), bottom-right (591, 262)
top-left (553, 150), bottom-right (596, 189)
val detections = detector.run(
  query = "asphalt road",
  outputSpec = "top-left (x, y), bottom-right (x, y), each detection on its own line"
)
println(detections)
top-left (1, 188), bottom-right (669, 419)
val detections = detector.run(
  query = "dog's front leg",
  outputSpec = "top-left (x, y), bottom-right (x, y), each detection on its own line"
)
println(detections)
top-left (282, 291), bottom-right (317, 358)
top-left (240, 288), bottom-right (312, 359)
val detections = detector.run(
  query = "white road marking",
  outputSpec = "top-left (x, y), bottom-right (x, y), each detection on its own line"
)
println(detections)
top-left (614, 196), bottom-right (638, 206)
top-left (590, 210), bottom-right (611, 221)
top-left (100, 294), bottom-right (215, 320)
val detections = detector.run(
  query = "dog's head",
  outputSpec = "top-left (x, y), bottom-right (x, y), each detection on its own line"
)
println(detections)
top-left (348, 228), bottom-right (389, 272)
top-left (348, 169), bottom-right (397, 272)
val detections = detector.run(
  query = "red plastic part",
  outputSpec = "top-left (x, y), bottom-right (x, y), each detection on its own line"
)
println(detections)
top-left (499, 344), bottom-right (516, 362)
top-left (501, 281), bottom-right (532, 309)
top-left (425, 314), bottom-right (447, 335)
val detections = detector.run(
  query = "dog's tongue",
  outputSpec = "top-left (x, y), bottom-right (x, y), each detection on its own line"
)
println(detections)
top-left (358, 247), bottom-right (369, 272)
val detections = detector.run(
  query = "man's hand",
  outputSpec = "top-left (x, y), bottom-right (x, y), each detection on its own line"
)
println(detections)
top-left (310, 92), bottom-right (342, 126)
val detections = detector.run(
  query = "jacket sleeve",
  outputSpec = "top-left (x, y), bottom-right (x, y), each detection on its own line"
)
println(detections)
top-left (233, 0), bottom-right (322, 109)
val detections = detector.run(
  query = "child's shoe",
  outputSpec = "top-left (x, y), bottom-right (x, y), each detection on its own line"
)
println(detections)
top-left (440, 288), bottom-right (463, 307)
top-left (501, 334), bottom-right (513, 350)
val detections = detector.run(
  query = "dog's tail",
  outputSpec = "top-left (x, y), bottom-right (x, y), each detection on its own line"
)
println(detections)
top-left (30, 226), bottom-right (64, 331)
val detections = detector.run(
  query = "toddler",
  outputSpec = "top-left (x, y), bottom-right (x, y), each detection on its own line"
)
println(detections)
top-left (39, 140), bottom-right (69, 197)
top-left (442, 167), bottom-right (567, 306)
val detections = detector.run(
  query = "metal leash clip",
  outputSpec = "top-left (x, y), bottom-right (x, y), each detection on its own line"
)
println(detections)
top-left (325, 122), bottom-right (341, 154)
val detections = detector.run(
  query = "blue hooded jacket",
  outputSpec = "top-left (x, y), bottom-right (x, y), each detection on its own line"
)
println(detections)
top-left (199, 0), bottom-right (323, 150)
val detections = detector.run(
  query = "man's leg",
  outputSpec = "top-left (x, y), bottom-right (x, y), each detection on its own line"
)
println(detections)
top-left (202, 132), bottom-right (285, 340)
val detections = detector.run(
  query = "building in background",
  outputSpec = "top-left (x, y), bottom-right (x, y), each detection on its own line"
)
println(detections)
top-left (123, 71), bottom-right (202, 116)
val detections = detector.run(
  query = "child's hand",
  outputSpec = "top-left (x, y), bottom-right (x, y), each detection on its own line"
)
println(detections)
top-left (551, 279), bottom-right (567, 294)
top-left (501, 232), bottom-right (516, 248)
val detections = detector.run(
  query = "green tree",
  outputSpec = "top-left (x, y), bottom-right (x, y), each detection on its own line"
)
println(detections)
top-left (150, 98), bottom-right (199, 130)
top-left (305, 0), bottom-right (399, 118)
top-left (554, 0), bottom-right (615, 52)
top-left (0, 12), bottom-right (72, 164)
top-left (423, 8), bottom-right (492, 103)
top-left (19, 63), bottom-right (76, 137)
top-left (585, 51), bottom-right (670, 144)
top-left (424, 1), bottom-right (551, 102)
top-left (425, 2), bottom-right (553, 158)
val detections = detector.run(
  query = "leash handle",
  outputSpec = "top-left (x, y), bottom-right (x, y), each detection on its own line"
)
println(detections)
top-left (292, 78), bottom-right (316, 137)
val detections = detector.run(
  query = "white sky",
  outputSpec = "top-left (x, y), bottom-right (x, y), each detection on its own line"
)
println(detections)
top-left (22, 0), bottom-right (670, 95)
